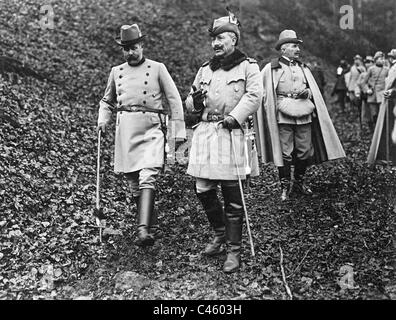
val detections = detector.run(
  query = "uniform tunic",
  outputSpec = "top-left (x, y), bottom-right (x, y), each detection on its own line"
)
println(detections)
top-left (364, 65), bottom-right (389, 104)
top-left (98, 58), bottom-right (186, 173)
top-left (186, 58), bottom-right (262, 180)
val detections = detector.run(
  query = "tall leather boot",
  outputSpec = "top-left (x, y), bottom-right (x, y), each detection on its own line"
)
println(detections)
top-left (136, 188), bottom-right (155, 247)
top-left (222, 184), bottom-right (243, 273)
top-left (278, 163), bottom-right (291, 201)
top-left (293, 159), bottom-right (312, 195)
top-left (149, 208), bottom-right (163, 240)
top-left (196, 189), bottom-right (226, 256)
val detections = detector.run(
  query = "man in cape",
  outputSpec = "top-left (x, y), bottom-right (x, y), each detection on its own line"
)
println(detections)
top-left (367, 49), bottom-right (396, 166)
top-left (254, 30), bottom-right (345, 201)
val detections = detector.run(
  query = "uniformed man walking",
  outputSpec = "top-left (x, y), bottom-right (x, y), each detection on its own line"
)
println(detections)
top-left (186, 13), bottom-right (262, 273)
top-left (97, 24), bottom-right (186, 246)
top-left (255, 30), bottom-right (345, 201)
top-left (364, 51), bottom-right (389, 131)
top-left (367, 49), bottom-right (396, 165)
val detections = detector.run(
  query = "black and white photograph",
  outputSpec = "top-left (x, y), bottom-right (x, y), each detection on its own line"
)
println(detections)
top-left (0, 0), bottom-right (395, 307)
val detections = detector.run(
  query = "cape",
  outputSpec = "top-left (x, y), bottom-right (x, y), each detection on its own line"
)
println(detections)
top-left (367, 65), bottom-right (396, 166)
top-left (254, 58), bottom-right (346, 167)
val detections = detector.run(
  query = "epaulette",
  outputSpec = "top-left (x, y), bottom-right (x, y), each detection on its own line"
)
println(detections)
top-left (246, 57), bottom-right (258, 64)
top-left (201, 61), bottom-right (210, 67)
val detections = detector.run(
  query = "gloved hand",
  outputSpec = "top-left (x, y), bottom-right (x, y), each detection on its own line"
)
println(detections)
top-left (191, 85), bottom-right (207, 113)
top-left (296, 88), bottom-right (311, 100)
top-left (175, 138), bottom-right (186, 151)
top-left (384, 89), bottom-right (396, 99)
top-left (97, 122), bottom-right (106, 134)
top-left (222, 115), bottom-right (240, 130)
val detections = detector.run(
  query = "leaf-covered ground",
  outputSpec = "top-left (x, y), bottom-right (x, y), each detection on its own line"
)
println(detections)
top-left (0, 0), bottom-right (395, 300)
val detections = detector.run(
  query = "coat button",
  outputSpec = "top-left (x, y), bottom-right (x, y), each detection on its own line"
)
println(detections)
top-left (118, 92), bottom-right (121, 96)
top-left (120, 67), bottom-right (123, 70)
top-left (146, 73), bottom-right (149, 76)
top-left (143, 91), bottom-right (147, 94)
top-left (118, 83), bottom-right (121, 87)
top-left (145, 81), bottom-right (148, 85)
top-left (143, 100), bottom-right (146, 104)
top-left (148, 65), bottom-right (151, 68)
top-left (119, 75), bottom-right (123, 79)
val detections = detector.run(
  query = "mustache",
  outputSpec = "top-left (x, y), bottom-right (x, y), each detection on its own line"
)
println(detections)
top-left (127, 55), bottom-right (140, 60)
top-left (213, 46), bottom-right (223, 50)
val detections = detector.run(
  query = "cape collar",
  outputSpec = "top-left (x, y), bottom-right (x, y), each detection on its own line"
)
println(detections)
top-left (209, 49), bottom-right (247, 71)
top-left (271, 56), bottom-right (303, 69)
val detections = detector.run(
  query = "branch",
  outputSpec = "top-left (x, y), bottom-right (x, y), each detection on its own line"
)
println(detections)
top-left (279, 246), bottom-right (293, 300)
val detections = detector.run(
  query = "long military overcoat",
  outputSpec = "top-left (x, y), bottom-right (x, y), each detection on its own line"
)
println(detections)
top-left (98, 58), bottom-right (186, 173)
top-left (186, 58), bottom-right (263, 180)
top-left (367, 62), bottom-right (396, 165)
top-left (254, 58), bottom-right (346, 167)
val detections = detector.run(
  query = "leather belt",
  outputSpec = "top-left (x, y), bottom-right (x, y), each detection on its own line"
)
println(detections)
top-left (205, 113), bottom-right (225, 122)
top-left (277, 92), bottom-right (299, 99)
top-left (117, 104), bottom-right (167, 115)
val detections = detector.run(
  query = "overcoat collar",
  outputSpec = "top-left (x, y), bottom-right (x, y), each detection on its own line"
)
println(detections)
top-left (209, 49), bottom-right (247, 71)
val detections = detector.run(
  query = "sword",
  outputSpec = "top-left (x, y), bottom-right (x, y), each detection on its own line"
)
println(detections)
top-left (230, 129), bottom-right (255, 257)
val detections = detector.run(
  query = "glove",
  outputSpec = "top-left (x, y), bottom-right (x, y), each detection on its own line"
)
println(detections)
top-left (296, 88), bottom-right (311, 100)
top-left (191, 85), bottom-right (207, 113)
top-left (175, 138), bottom-right (186, 151)
top-left (384, 89), bottom-right (396, 99)
top-left (222, 115), bottom-right (240, 130)
top-left (97, 122), bottom-right (106, 134)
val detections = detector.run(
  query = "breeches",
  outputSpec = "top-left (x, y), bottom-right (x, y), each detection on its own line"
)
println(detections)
top-left (368, 103), bottom-right (380, 120)
top-left (196, 178), bottom-right (240, 194)
top-left (278, 123), bottom-right (313, 163)
top-left (124, 167), bottom-right (161, 197)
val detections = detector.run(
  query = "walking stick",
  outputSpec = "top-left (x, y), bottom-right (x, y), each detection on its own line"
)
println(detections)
top-left (230, 130), bottom-right (256, 257)
top-left (94, 130), bottom-right (105, 243)
top-left (386, 99), bottom-right (390, 166)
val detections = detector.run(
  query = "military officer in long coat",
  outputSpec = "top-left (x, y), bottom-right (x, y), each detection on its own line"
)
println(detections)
top-left (364, 51), bottom-right (389, 129)
top-left (186, 13), bottom-right (262, 273)
top-left (367, 49), bottom-right (396, 165)
top-left (254, 30), bottom-right (345, 201)
top-left (97, 24), bottom-right (186, 246)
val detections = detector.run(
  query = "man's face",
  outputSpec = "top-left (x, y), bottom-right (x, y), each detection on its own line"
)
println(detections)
top-left (282, 43), bottom-right (300, 60)
top-left (354, 58), bottom-right (362, 66)
top-left (376, 56), bottom-right (385, 66)
top-left (123, 42), bottom-right (143, 64)
top-left (211, 32), bottom-right (236, 57)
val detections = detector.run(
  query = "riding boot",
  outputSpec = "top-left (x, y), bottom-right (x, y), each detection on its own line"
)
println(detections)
top-left (293, 159), bottom-right (312, 195)
top-left (196, 189), bottom-right (226, 256)
top-left (136, 188), bottom-right (155, 247)
top-left (222, 184), bottom-right (243, 273)
top-left (278, 163), bottom-right (291, 201)
top-left (149, 208), bottom-right (163, 239)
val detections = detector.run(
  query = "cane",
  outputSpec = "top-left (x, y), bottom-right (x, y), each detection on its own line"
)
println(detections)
top-left (94, 129), bottom-right (105, 243)
top-left (230, 130), bottom-right (256, 257)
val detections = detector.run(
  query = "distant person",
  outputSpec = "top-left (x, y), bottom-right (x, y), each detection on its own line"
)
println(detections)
top-left (186, 12), bottom-right (262, 273)
top-left (346, 54), bottom-right (366, 117)
top-left (97, 24), bottom-right (186, 247)
top-left (254, 29), bottom-right (345, 201)
top-left (331, 59), bottom-right (349, 112)
top-left (364, 51), bottom-right (389, 130)
top-left (367, 49), bottom-right (396, 165)
top-left (310, 60), bottom-right (326, 96)
top-left (355, 56), bottom-right (374, 131)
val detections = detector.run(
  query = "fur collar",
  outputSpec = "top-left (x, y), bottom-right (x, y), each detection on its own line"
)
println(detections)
top-left (209, 49), bottom-right (247, 71)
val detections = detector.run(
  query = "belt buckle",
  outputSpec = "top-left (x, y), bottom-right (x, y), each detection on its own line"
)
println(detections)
top-left (212, 114), bottom-right (219, 121)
